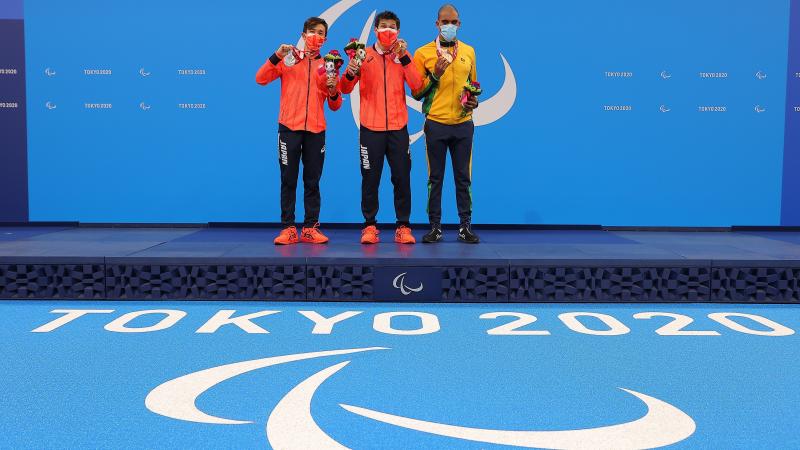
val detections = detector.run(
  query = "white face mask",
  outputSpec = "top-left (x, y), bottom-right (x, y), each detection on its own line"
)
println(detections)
top-left (439, 23), bottom-right (458, 42)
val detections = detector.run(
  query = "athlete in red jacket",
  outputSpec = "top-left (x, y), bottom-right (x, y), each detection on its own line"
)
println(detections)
top-left (340, 11), bottom-right (423, 244)
top-left (256, 17), bottom-right (342, 245)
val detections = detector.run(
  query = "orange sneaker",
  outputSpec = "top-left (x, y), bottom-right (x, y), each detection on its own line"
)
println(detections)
top-left (300, 223), bottom-right (329, 244)
top-left (273, 226), bottom-right (299, 245)
top-left (395, 225), bottom-right (416, 244)
top-left (361, 225), bottom-right (380, 244)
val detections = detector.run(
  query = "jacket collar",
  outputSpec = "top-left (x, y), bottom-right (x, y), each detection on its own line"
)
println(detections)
top-left (297, 51), bottom-right (322, 61)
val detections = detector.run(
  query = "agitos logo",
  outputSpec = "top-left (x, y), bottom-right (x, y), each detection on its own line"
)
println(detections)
top-left (296, 0), bottom-right (517, 144)
top-left (392, 272), bottom-right (423, 295)
top-left (145, 347), bottom-right (697, 449)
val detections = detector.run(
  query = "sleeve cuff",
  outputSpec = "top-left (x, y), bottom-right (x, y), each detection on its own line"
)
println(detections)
top-left (345, 72), bottom-right (355, 81)
top-left (329, 92), bottom-right (340, 101)
top-left (399, 54), bottom-right (412, 66)
top-left (269, 53), bottom-right (282, 65)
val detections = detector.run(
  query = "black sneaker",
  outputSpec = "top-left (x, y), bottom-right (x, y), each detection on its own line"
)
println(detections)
top-left (458, 222), bottom-right (480, 244)
top-left (422, 223), bottom-right (443, 243)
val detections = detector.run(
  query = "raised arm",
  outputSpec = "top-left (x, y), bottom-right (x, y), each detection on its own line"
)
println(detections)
top-left (256, 54), bottom-right (284, 85)
top-left (399, 51), bottom-right (422, 93)
top-left (341, 54), bottom-right (366, 94)
top-left (411, 48), bottom-right (435, 100)
top-left (339, 71), bottom-right (359, 94)
top-left (256, 44), bottom-right (293, 85)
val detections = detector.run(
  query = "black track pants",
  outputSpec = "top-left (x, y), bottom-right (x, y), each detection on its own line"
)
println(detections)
top-left (278, 124), bottom-right (326, 228)
top-left (359, 126), bottom-right (412, 226)
top-left (424, 119), bottom-right (474, 224)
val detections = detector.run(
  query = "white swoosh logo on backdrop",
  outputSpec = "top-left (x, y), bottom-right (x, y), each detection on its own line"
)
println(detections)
top-left (310, 0), bottom-right (516, 144)
top-left (348, 9), bottom-right (377, 130)
top-left (471, 53), bottom-right (516, 126)
top-left (405, 54), bottom-right (515, 128)
top-left (296, 0), bottom-right (363, 49)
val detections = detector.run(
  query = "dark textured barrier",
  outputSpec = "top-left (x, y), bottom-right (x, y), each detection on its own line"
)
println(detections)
top-left (307, 265), bottom-right (374, 300)
top-left (1, 258), bottom-right (799, 303)
top-left (106, 265), bottom-right (306, 300)
top-left (711, 267), bottom-right (800, 303)
top-left (0, 263), bottom-right (105, 299)
top-left (509, 266), bottom-right (711, 302)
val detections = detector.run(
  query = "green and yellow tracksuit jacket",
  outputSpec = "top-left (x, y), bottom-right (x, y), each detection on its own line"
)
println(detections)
top-left (411, 40), bottom-right (477, 125)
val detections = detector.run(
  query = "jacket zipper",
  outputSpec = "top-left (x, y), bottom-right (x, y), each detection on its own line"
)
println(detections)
top-left (383, 54), bottom-right (388, 130)
top-left (304, 58), bottom-right (311, 131)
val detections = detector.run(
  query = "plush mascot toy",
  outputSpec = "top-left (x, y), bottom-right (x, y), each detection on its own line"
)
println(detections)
top-left (343, 39), bottom-right (367, 70)
top-left (320, 49), bottom-right (344, 77)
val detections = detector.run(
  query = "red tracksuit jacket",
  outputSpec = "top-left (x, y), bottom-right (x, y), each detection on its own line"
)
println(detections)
top-left (256, 52), bottom-right (342, 133)
top-left (339, 44), bottom-right (422, 131)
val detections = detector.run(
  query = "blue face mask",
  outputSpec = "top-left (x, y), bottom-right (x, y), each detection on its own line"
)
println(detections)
top-left (440, 24), bottom-right (458, 42)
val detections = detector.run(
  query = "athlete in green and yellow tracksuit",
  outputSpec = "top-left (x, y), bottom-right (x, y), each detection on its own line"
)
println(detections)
top-left (412, 4), bottom-right (479, 243)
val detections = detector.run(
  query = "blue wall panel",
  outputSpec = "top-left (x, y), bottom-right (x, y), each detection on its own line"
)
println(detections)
top-left (0, 11), bottom-right (29, 222)
top-left (13, 0), bottom-right (797, 225)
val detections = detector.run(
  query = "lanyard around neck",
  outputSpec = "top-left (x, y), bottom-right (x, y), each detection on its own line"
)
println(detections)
top-left (435, 36), bottom-right (458, 63)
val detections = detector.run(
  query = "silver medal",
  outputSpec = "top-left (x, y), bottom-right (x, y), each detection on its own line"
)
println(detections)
top-left (284, 52), bottom-right (297, 67)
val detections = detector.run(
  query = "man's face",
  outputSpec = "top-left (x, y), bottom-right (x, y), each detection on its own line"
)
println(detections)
top-left (375, 19), bottom-right (398, 32)
top-left (436, 8), bottom-right (460, 28)
top-left (304, 23), bottom-right (327, 38)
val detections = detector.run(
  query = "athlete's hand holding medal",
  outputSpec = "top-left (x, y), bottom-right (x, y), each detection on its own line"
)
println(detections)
top-left (276, 43), bottom-right (301, 67)
top-left (433, 36), bottom-right (455, 79)
top-left (392, 38), bottom-right (408, 58)
top-left (433, 57), bottom-right (450, 79)
top-left (276, 44), bottom-right (293, 58)
top-left (277, 31), bottom-right (326, 68)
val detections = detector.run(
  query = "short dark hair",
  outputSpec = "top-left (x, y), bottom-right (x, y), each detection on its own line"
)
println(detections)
top-left (438, 4), bottom-right (459, 18)
top-left (374, 10), bottom-right (400, 29)
top-left (303, 17), bottom-right (328, 35)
